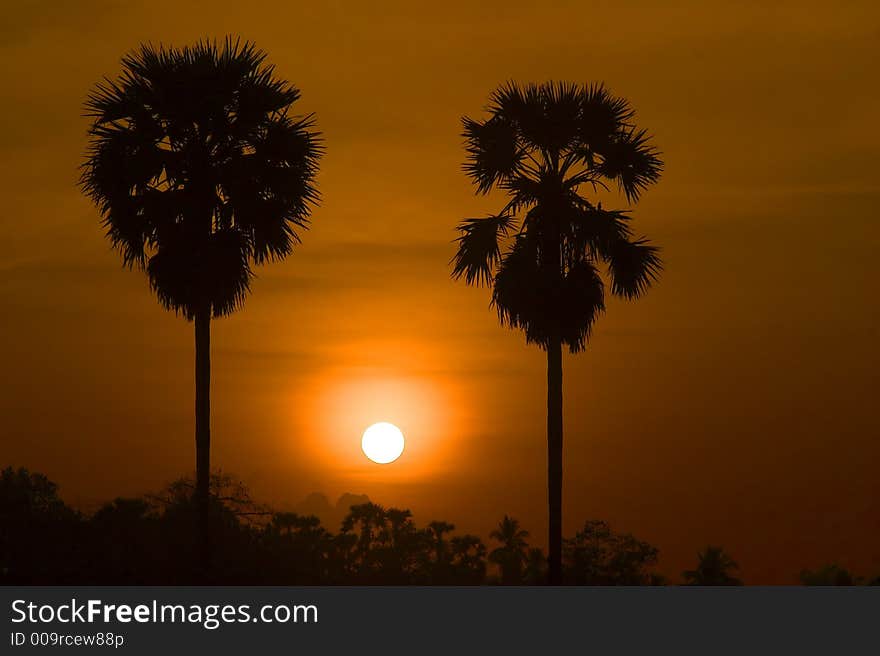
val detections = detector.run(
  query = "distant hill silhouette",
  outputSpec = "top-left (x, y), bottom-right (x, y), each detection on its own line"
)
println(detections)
top-left (293, 492), bottom-right (370, 530)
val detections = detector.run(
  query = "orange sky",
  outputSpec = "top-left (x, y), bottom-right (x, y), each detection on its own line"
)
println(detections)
top-left (1, 1), bottom-right (878, 583)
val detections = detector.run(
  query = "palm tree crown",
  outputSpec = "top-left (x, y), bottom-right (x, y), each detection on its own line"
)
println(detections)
top-left (81, 38), bottom-right (322, 319)
top-left (489, 514), bottom-right (530, 549)
top-left (452, 81), bottom-right (662, 351)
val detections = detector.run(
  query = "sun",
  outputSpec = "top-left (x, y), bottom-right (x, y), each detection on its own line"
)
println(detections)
top-left (361, 422), bottom-right (405, 464)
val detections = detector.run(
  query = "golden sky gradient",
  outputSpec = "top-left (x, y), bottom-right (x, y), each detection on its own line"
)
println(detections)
top-left (1, 1), bottom-right (878, 582)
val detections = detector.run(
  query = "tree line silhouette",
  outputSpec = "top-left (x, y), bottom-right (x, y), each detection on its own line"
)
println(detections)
top-left (3, 467), bottom-right (876, 586)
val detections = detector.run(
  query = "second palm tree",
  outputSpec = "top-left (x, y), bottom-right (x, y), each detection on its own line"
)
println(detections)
top-left (452, 82), bottom-right (663, 584)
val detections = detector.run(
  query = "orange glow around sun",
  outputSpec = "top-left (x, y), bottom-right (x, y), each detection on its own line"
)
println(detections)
top-left (295, 337), bottom-right (468, 484)
top-left (304, 375), bottom-right (453, 481)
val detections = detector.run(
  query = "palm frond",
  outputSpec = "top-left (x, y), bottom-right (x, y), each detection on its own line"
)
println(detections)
top-left (492, 235), bottom-right (543, 340)
top-left (576, 83), bottom-right (634, 151)
top-left (490, 81), bottom-right (581, 153)
top-left (451, 214), bottom-right (516, 286)
top-left (462, 115), bottom-right (521, 193)
top-left (221, 114), bottom-right (322, 263)
top-left (559, 259), bottom-right (605, 352)
top-left (598, 127), bottom-right (663, 203)
top-left (566, 199), bottom-right (633, 260)
top-left (146, 229), bottom-right (252, 320)
top-left (499, 175), bottom-right (542, 215)
top-left (493, 235), bottom-right (606, 352)
top-left (606, 237), bottom-right (662, 299)
top-left (532, 81), bottom-right (582, 152)
top-left (100, 196), bottom-right (152, 268)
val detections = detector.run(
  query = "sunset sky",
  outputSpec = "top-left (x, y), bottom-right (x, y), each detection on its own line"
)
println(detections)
top-left (1, 1), bottom-right (878, 582)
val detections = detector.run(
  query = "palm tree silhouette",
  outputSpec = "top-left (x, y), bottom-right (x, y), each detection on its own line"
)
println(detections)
top-left (426, 520), bottom-right (456, 583)
top-left (449, 534), bottom-right (487, 584)
top-left (427, 520), bottom-right (455, 562)
top-left (453, 82), bottom-right (662, 583)
top-left (489, 515), bottom-right (530, 584)
top-left (80, 38), bottom-right (322, 570)
top-left (340, 501), bottom-right (387, 577)
top-left (683, 546), bottom-right (743, 585)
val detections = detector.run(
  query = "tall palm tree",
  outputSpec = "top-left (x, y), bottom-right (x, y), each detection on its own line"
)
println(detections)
top-left (453, 82), bottom-right (662, 584)
top-left (81, 38), bottom-right (322, 569)
top-left (489, 515), bottom-right (530, 584)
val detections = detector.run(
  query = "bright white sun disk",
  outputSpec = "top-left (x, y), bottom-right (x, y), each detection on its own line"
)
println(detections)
top-left (361, 422), bottom-right (405, 464)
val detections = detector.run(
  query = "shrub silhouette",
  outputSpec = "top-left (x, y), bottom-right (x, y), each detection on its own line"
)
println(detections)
top-left (563, 519), bottom-right (660, 585)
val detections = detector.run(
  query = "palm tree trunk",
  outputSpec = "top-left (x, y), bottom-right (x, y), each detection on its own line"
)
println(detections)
top-left (194, 304), bottom-right (211, 576)
top-left (547, 334), bottom-right (563, 585)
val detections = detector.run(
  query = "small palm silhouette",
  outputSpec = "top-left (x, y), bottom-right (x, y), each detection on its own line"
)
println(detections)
top-left (80, 38), bottom-right (322, 571)
top-left (453, 82), bottom-right (662, 583)
top-left (489, 515), bottom-right (530, 584)
top-left (427, 520), bottom-right (455, 561)
top-left (683, 546), bottom-right (742, 585)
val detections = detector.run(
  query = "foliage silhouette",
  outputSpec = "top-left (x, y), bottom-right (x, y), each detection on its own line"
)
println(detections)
top-left (683, 546), bottom-right (743, 585)
top-left (80, 38), bottom-right (322, 572)
top-left (563, 520), bottom-right (662, 585)
top-left (452, 81), bottom-right (663, 583)
top-left (524, 547), bottom-right (549, 585)
top-left (0, 467), bottom-right (82, 583)
top-left (800, 564), bottom-right (857, 586)
top-left (425, 520), bottom-right (456, 583)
